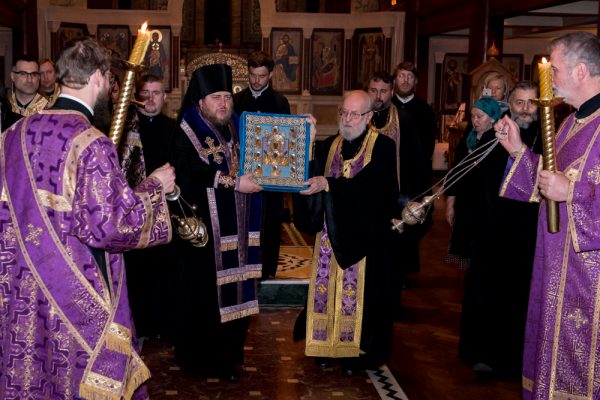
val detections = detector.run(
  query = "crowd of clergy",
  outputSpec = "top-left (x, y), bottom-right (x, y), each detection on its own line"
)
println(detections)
top-left (0, 31), bottom-right (599, 400)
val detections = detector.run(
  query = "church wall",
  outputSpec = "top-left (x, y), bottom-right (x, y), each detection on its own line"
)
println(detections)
top-left (0, 28), bottom-right (13, 89)
top-left (429, 30), bottom-right (597, 113)
top-left (36, 0), bottom-right (184, 118)
top-left (258, 0), bottom-right (405, 138)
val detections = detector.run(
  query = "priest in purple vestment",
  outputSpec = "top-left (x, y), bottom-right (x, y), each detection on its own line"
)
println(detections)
top-left (0, 38), bottom-right (175, 399)
top-left (495, 32), bottom-right (600, 400)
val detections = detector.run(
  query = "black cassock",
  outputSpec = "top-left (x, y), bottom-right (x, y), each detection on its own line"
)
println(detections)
top-left (121, 111), bottom-right (177, 339)
top-left (294, 129), bottom-right (400, 367)
top-left (171, 109), bottom-right (262, 376)
top-left (234, 86), bottom-right (291, 279)
top-left (448, 127), bottom-right (538, 377)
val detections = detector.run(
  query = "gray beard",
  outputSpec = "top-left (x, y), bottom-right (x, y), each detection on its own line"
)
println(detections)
top-left (514, 113), bottom-right (538, 129)
top-left (515, 119), bottom-right (532, 129)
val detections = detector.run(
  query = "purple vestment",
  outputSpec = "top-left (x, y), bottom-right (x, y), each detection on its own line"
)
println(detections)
top-left (0, 110), bottom-right (171, 399)
top-left (305, 129), bottom-right (380, 358)
top-left (500, 110), bottom-right (600, 399)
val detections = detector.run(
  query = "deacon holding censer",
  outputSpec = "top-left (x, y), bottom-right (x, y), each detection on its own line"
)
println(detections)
top-left (494, 32), bottom-right (600, 400)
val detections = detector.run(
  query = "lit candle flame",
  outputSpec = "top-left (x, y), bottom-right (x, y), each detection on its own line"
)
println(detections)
top-left (128, 21), bottom-right (151, 65)
top-left (538, 57), bottom-right (553, 99)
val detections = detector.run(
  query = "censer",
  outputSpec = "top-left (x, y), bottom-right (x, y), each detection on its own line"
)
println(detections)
top-left (392, 137), bottom-right (499, 233)
top-left (108, 22), bottom-right (209, 247)
top-left (166, 186), bottom-right (209, 247)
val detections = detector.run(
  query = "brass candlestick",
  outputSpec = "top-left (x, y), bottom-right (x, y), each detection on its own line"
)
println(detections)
top-left (108, 61), bottom-right (145, 146)
top-left (534, 97), bottom-right (563, 233)
top-left (109, 21), bottom-right (150, 146)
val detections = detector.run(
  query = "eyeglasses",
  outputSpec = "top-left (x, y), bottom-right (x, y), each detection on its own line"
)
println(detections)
top-left (338, 108), bottom-right (370, 120)
top-left (13, 71), bottom-right (41, 79)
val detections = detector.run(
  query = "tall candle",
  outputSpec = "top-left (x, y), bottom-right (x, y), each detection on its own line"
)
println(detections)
top-left (129, 22), bottom-right (150, 65)
top-left (538, 57), bottom-right (554, 99)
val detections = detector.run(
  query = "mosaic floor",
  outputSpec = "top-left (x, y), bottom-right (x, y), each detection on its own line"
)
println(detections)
top-left (141, 308), bottom-right (400, 400)
top-left (276, 245), bottom-right (312, 279)
top-left (139, 195), bottom-right (521, 399)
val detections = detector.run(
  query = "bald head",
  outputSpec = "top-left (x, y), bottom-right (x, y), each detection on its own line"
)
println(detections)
top-left (338, 90), bottom-right (373, 140)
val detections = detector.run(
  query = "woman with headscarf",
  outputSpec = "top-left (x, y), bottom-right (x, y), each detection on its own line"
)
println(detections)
top-left (446, 97), bottom-right (533, 379)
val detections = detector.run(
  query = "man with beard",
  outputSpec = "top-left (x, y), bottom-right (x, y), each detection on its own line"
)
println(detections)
top-left (367, 71), bottom-right (431, 296)
top-left (392, 62), bottom-right (436, 284)
top-left (508, 81), bottom-right (542, 154)
top-left (0, 38), bottom-right (175, 399)
top-left (495, 32), bottom-right (600, 398)
top-left (392, 62), bottom-right (436, 172)
top-left (9, 55), bottom-right (48, 118)
top-left (295, 90), bottom-right (400, 375)
top-left (172, 63), bottom-right (263, 381)
top-left (120, 74), bottom-right (177, 345)
top-left (234, 50), bottom-right (291, 279)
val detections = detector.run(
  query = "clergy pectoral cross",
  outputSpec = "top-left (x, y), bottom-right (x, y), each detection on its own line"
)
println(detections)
top-left (201, 137), bottom-right (224, 164)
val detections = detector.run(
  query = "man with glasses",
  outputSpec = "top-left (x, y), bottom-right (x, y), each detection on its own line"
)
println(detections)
top-left (295, 90), bottom-right (400, 375)
top-left (120, 74), bottom-right (177, 346)
top-left (234, 50), bottom-right (291, 280)
top-left (9, 55), bottom-right (48, 118)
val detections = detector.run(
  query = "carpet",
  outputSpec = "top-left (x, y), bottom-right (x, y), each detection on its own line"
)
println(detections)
top-left (277, 245), bottom-right (312, 279)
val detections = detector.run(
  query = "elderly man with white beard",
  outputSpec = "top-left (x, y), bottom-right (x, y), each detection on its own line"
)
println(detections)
top-left (294, 90), bottom-right (401, 376)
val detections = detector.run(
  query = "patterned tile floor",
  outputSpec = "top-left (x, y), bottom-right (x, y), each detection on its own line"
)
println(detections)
top-left (276, 245), bottom-right (312, 279)
top-left (140, 194), bottom-right (522, 399)
top-left (141, 308), bottom-right (388, 400)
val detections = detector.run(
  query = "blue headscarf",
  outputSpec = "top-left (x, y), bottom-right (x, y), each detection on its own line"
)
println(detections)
top-left (466, 96), bottom-right (501, 150)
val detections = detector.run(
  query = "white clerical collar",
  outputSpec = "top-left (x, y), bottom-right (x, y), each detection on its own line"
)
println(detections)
top-left (58, 93), bottom-right (94, 115)
top-left (396, 93), bottom-right (415, 104)
top-left (250, 85), bottom-right (269, 99)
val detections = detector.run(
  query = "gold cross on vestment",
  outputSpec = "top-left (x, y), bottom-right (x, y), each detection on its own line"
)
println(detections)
top-left (343, 284), bottom-right (356, 298)
top-left (25, 224), bottom-right (43, 246)
top-left (317, 283), bottom-right (327, 295)
top-left (567, 308), bottom-right (589, 329)
top-left (201, 137), bottom-right (224, 164)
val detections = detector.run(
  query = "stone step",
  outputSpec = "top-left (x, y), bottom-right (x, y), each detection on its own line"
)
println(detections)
top-left (258, 278), bottom-right (308, 306)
